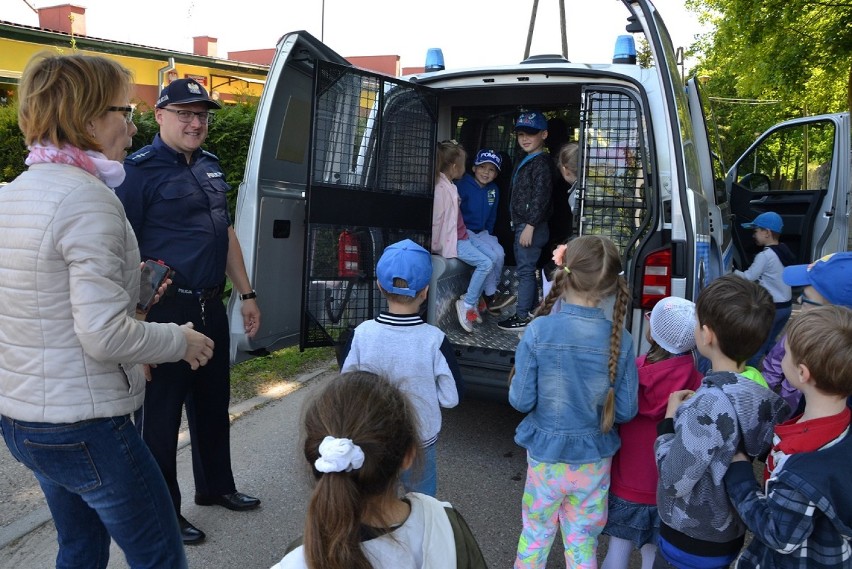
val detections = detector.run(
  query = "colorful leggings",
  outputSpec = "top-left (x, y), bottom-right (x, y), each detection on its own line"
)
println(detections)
top-left (515, 454), bottom-right (612, 569)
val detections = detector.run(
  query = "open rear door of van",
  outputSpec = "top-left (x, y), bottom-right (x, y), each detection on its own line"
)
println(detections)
top-left (301, 61), bottom-right (438, 352)
top-left (229, 31), bottom-right (439, 363)
top-left (727, 113), bottom-right (850, 268)
top-left (228, 31), bottom-right (352, 365)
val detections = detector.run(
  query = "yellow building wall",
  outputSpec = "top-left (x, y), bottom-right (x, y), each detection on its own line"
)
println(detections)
top-left (0, 36), bottom-right (266, 108)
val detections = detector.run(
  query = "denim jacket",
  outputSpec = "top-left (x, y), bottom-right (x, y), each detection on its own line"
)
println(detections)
top-left (509, 304), bottom-right (639, 464)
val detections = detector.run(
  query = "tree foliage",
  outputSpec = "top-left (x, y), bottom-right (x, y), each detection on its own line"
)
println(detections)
top-left (686, 0), bottom-right (852, 165)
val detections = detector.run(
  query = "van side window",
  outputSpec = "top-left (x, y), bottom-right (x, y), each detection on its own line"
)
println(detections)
top-left (735, 121), bottom-right (836, 192)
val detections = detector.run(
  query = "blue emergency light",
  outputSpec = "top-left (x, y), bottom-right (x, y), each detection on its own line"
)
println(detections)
top-left (425, 48), bottom-right (445, 72)
top-left (613, 35), bottom-right (637, 64)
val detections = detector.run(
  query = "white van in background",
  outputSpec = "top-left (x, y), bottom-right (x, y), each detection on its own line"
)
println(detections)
top-left (228, 0), bottom-right (849, 397)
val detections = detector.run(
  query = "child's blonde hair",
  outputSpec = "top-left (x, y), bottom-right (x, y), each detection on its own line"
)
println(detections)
top-left (435, 140), bottom-right (465, 180)
top-left (537, 235), bottom-right (630, 432)
top-left (557, 142), bottom-right (579, 177)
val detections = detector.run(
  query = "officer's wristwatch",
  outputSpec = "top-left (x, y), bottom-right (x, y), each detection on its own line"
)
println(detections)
top-left (239, 290), bottom-right (257, 301)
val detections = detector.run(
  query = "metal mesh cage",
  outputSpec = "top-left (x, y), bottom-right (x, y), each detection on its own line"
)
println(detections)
top-left (313, 61), bottom-right (436, 196)
top-left (303, 62), bottom-right (436, 348)
top-left (303, 224), bottom-right (431, 347)
top-left (579, 90), bottom-right (650, 260)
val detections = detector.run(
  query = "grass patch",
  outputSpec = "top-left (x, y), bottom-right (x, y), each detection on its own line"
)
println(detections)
top-left (230, 346), bottom-right (336, 402)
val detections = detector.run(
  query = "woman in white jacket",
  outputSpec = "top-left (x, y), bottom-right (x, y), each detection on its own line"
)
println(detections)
top-left (0, 53), bottom-right (214, 569)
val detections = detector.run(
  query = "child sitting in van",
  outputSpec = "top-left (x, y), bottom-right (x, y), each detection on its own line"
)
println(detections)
top-left (734, 211), bottom-right (796, 366)
top-left (456, 149), bottom-right (515, 314)
top-left (431, 140), bottom-right (496, 333)
top-left (601, 297), bottom-right (703, 569)
top-left (498, 111), bottom-right (553, 331)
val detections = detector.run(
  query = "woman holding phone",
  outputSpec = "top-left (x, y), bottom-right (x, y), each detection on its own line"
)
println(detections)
top-left (0, 52), bottom-right (214, 568)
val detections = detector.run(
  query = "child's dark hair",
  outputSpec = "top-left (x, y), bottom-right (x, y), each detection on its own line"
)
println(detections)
top-left (537, 235), bottom-right (630, 432)
top-left (786, 305), bottom-right (852, 397)
top-left (302, 371), bottom-right (419, 569)
top-left (435, 139), bottom-right (465, 180)
top-left (695, 275), bottom-right (775, 364)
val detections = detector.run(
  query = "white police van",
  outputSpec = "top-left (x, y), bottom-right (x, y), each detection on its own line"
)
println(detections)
top-left (228, 0), bottom-right (850, 397)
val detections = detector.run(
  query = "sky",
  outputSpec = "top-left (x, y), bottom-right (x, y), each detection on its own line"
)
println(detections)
top-left (3, 0), bottom-right (708, 70)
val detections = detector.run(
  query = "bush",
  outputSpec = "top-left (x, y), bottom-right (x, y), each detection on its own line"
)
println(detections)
top-left (0, 104), bottom-right (26, 183)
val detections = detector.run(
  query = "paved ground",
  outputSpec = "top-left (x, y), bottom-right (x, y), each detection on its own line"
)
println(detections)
top-left (0, 365), bottom-right (645, 568)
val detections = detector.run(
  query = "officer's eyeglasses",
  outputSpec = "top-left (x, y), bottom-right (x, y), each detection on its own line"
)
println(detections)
top-left (797, 292), bottom-right (823, 307)
top-left (161, 108), bottom-right (214, 125)
top-left (107, 105), bottom-right (134, 123)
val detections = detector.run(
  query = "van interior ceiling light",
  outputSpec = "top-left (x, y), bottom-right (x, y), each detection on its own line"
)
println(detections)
top-left (612, 35), bottom-right (637, 65)
top-left (425, 48), bottom-right (445, 72)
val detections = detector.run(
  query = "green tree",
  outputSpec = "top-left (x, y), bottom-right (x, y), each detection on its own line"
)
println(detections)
top-left (686, 0), bottom-right (852, 164)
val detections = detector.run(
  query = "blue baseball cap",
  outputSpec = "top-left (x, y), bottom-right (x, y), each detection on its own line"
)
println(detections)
top-left (376, 239), bottom-right (432, 297)
top-left (156, 78), bottom-right (221, 109)
top-left (782, 252), bottom-right (852, 307)
top-left (515, 111), bottom-right (548, 133)
top-left (473, 149), bottom-right (502, 171)
top-left (741, 211), bottom-right (783, 233)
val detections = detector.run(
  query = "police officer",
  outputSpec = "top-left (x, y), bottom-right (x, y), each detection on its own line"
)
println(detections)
top-left (116, 79), bottom-right (261, 545)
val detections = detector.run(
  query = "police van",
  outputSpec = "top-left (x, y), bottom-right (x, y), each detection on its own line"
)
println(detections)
top-left (228, 0), bottom-right (850, 397)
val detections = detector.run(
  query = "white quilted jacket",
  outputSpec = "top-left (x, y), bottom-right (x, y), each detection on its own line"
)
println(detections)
top-left (0, 163), bottom-right (187, 422)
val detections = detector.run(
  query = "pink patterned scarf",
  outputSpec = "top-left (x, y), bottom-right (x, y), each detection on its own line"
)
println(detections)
top-left (25, 143), bottom-right (126, 188)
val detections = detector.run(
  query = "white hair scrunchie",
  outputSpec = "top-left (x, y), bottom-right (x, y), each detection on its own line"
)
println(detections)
top-left (314, 436), bottom-right (365, 473)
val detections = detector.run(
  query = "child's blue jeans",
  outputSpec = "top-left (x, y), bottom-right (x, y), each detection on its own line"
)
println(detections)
top-left (457, 238), bottom-right (494, 307)
top-left (514, 223), bottom-right (550, 316)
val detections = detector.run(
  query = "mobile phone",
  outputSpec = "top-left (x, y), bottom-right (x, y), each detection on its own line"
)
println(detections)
top-left (138, 259), bottom-right (171, 313)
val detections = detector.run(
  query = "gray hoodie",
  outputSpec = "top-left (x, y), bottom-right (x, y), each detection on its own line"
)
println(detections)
top-left (655, 371), bottom-right (790, 546)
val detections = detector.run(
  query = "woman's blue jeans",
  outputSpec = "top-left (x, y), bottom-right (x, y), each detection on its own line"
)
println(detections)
top-left (1, 414), bottom-right (187, 569)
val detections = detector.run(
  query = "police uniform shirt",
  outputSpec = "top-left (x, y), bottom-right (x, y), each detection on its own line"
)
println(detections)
top-left (116, 134), bottom-right (231, 289)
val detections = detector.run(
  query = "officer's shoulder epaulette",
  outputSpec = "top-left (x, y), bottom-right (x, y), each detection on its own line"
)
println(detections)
top-left (124, 147), bottom-right (156, 166)
top-left (201, 149), bottom-right (220, 161)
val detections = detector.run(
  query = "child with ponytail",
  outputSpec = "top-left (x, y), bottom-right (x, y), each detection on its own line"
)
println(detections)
top-left (271, 371), bottom-right (486, 569)
top-left (509, 235), bottom-right (639, 569)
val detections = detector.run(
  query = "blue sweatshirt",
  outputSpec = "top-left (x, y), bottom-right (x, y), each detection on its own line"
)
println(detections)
top-left (456, 173), bottom-right (498, 233)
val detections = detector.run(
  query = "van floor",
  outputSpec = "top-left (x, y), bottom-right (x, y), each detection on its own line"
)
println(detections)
top-left (442, 306), bottom-right (522, 352)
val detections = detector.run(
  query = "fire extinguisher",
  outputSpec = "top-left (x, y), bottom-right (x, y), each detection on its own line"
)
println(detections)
top-left (338, 230), bottom-right (360, 278)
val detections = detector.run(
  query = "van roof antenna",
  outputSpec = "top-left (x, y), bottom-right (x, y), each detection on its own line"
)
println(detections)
top-left (524, 0), bottom-right (568, 61)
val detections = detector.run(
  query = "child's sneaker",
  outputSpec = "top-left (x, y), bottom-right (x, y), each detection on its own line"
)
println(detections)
top-left (497, 313), bottom-right (530, 331)
top-left (455, 299), bottom-right (476, 333)
top-left (459, 295), bottom-right (484, 323)
top-left (487, 291), bottom-right (516, 315)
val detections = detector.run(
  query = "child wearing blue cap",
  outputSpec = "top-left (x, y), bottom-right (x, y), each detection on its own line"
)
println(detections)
top-left (340, 239), bottom-right (461, 497)
top-left (734, 211), bottom-right (796, 366)
top-left (762, 252), bottom-right (852, 412)
top-left (456, 149), bottom-right (515, 315)
top-left (498, 110), bottom-right (554, 331)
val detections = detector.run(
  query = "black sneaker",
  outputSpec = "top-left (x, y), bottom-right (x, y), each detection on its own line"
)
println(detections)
top-left (497, 314), bottom-right (530, 331)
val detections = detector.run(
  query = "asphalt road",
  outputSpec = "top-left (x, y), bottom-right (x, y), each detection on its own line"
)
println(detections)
top-left (0, 369), bottom-right (639, 568)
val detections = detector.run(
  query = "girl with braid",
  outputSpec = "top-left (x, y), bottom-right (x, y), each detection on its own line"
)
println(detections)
top-left (509, 235), bottom-right (639, 569)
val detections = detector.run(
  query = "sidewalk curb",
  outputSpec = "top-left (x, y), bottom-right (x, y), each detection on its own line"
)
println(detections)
top-left (0, 363), bottom-right (336, 551)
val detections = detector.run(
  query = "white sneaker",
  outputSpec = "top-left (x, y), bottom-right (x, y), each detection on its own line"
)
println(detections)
top-left (455, 299), bottom-right (475, 333)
